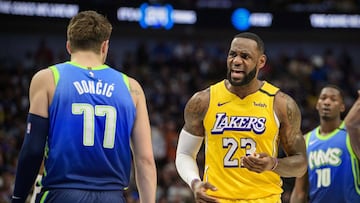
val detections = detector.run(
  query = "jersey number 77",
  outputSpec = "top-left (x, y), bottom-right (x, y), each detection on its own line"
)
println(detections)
top-left (72, 103), bottom-right (117, 149)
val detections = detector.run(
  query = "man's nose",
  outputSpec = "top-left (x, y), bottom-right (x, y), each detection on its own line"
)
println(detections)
top-left (323, 98), bottom-right (331, 105)
top-left (232, 55), bottom-right (243, 65)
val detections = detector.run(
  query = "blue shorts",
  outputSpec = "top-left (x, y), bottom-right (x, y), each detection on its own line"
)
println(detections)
top-left (35, 189), bottom-right (126, 203)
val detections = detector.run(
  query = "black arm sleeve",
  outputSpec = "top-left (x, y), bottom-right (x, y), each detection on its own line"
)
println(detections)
top-left (12, 113), bottom-right (48, 203)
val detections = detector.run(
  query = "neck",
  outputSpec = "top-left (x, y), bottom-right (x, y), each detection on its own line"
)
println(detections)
top-left (70, 51), bottom-right (104, 68)
top-left (227, 79), bottom-right (263, 99)
top-left (319, 118), bottom-right (342, 135)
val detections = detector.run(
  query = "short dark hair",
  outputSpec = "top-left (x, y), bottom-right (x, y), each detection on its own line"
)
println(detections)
top-left (67, 10), bottom-right (112, 53)
top-left (234, 32), bottom-right (265, 54)
top-left (321, 84), bottom-right (345, 102)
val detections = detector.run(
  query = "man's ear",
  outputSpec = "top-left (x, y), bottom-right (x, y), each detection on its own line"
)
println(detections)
top-left (101, 40), bottom-right (109, 54)
top-left (66, 41), bottom-right (72, 54)
top-left (258, 54), bottom-right (267, 69)
top-left (316, 101), bottom-right (320, 111)
top-left (340, 103), bottom-right (345, 113)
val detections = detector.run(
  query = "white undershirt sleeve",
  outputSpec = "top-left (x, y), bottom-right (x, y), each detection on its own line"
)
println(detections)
top-left (175, 129), bottom-right (204, 188)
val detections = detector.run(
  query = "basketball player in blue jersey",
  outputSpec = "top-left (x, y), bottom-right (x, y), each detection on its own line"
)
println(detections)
top-left (175, 32), bottom-right (307, 203)
top-left (290, 86), bottom-right (360, 203)
top-left (11, 10), bottom-right (156, 203)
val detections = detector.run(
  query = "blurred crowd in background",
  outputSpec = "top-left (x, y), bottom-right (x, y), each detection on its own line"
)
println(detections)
top-left (0, 34), bottom-right (359, 203)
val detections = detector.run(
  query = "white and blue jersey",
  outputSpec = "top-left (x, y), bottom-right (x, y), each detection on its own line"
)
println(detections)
top-left (306, 122), bottom-right (360, 202)
top-left (42, 62), bottom-right (136, 191)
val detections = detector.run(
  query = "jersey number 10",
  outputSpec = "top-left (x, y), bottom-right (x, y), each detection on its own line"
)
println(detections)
top-left (315, 168), bottom-right (331, 188)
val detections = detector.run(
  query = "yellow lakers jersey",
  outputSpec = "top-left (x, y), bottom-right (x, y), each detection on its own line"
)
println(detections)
top-left (203, 80), bottom-right (283, 200)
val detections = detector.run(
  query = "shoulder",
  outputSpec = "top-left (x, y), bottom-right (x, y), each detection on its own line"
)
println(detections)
top-left (127, 77), bottom-right (142, 91)
top-left (183, 88), bottom-right (210, 135)
top-left (126, 76), bottom-right (146, 107)
top-left (32, 68), bottom-right (53, 80)
top-left (303, 131), bottom-right (311, 140)
top-left (274, 90), bottom-right (301, 123)
top-left (30, 68), bottom-right (54, 88)
top-left (124, 76), bottom-right (144, 96)
top-left (261, 81), bottom-right (280, 95)
top-left (185, 88), bottom-right (210, 115)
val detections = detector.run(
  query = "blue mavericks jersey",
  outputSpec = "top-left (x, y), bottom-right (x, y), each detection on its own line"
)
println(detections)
top-left (306, 122), bottom-right (360, 202)
top-left (42, 62), bottom-right (136, 190)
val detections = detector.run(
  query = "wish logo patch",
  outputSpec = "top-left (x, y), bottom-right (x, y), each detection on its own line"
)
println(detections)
top-left (253, 101), bottom-right (267, 108)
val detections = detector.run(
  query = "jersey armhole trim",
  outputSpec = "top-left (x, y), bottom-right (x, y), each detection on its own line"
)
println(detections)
top-left (49, 66), bottom-right (59, 86)
top-left (346, 135), bottom-right (360, 194)
top-left (121, 73), bottom-right (130, 91)
top-left (305, 131), bottom-right (312, 147)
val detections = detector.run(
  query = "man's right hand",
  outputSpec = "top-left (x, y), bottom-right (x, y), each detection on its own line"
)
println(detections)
top-left (191, 179), bottom-right (219, 203)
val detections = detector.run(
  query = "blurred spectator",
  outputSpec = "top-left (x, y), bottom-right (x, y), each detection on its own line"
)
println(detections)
top-left (34, 39), bottom-right (54, 69)
top-left (0, 170), bottom-right (14, 203)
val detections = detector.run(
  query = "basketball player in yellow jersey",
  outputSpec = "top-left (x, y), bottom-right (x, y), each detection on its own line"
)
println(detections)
top-left (175, 32), bottom-right (307, 203)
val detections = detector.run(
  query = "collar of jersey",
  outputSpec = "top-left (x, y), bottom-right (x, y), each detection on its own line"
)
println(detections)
top-left (314, 121), bottom-right (345, 140)
top-left (67, 61), bottom-right (109, 70)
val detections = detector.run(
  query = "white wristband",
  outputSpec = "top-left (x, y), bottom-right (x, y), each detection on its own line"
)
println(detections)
top-left (175, 129), bottom-right (204, 187)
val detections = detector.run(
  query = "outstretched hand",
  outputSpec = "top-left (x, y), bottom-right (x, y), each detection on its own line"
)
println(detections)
top-left (241, 153), bottom-right (277, 173)
top-left (344, 90), bottom-right (360, 128)
top-left (191, 179), bottom-right (219, 203)
top-left (344, 90), bottom-right (360, 159)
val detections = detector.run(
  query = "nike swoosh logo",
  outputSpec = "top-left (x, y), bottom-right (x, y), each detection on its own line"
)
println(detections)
top-left (309, 140), bottom-right (317, 146)
top-left (218, 101), bottom-right (230, 106)
top-left (12, 196), bottom-right (21, 200)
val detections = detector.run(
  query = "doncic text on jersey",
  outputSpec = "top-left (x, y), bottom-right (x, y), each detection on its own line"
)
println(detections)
top-left (73, 79), bottom-right (115, 97)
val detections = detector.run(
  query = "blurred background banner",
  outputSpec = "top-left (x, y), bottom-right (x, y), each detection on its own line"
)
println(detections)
top-left (1, 0), bottom-right (360, 34)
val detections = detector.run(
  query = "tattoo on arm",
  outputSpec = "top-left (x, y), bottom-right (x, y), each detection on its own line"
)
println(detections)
top-left (281, 92), bottom-right (301, 127)
top-left (186, 96), bottom-right (205, 120)
top-left (278, 92), bottom-right (303, 154)
top-left (184, 90), bottom-right (209, 135)
top-left (130, 87), bottom-right (141, 96)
